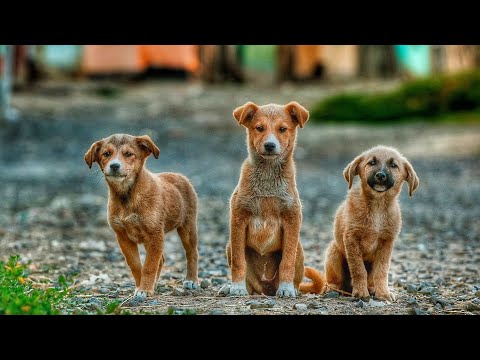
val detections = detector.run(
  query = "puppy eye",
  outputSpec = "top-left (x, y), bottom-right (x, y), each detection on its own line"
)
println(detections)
top-left (125, 152), bottom-right (133, 157)
top-left (368, 160), bottom-right (376, 165)
top-left (390, 162), bottom-right (397, 168)
top-left (103, 151), bottom-right (110, 158)
top-left (256, 126), bottom-right (264, 132)
top-left (279, 127), bottom-right (287, 133)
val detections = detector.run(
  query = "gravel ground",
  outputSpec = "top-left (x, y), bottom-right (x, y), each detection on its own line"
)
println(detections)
top-left (0, 79), bottom-right (479, 315)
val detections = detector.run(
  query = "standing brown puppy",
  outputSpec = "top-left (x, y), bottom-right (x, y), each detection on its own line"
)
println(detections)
top-left (84, 134), bottom-right (199, 299)
top-left (225, 101), bottom-right (323, 297)
top-left (325, 145), bottom-right (419, 301)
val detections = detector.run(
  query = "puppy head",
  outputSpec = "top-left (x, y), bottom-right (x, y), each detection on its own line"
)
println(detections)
top-left (84, 134), bottom-right (159, 189)
top-left (233, 101), bottom-right (309, 160)
top-left (343, 145), bottom-right (419, 197)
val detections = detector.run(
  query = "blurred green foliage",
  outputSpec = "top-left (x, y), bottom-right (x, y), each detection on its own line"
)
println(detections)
top-left (311, 70), bottom-right (480, 122)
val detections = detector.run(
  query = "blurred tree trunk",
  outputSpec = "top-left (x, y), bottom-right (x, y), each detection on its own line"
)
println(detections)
top-left (0, 45), bottom-right (13, 124)
top-left (359, 45), bottom-right (397, 78)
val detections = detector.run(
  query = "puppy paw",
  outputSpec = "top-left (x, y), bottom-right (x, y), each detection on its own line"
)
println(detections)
top-left (276, 282), bottom-right (297, 298)
top-left (375, 289), bottom-right (396, 302)
top-left (134, 288), bottom-right (153, 299)
top-left (182, 280), bottom-right (198, 290)
top-left (352, 287), bottom-right (370, 300)
top-left (229, 281), bottom-right (249, 296)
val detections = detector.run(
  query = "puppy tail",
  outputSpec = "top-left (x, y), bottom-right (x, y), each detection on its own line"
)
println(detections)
top-left (299, 266), bottom-right (325, 294)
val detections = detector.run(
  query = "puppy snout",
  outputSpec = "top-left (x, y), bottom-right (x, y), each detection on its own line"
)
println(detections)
top-left (375, 171), bottom-right (387, 181)
top-left (110, 162), bottom-right (121, 172)
top-left (264, 142), bottom-right (276, 152)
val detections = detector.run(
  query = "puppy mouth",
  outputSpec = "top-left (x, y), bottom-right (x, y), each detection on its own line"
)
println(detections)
top-left (260, 153), bottom-right (280, 159)
top-left (105, 174), bottom-right (127, 180)
top-left (373, 184), bottom-right (388, 192)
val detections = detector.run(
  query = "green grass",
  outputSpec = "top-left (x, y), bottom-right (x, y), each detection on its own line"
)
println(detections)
top-left (0, 255), bottom-right (73, 315)
top-left (311, 70), bottom-right (480, 123)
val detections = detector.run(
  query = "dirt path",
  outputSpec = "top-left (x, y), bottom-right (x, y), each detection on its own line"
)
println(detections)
top-left (1, 80), bottom-right (479, 315)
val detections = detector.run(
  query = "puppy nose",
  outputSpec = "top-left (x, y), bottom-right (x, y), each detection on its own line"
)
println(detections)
top-left (264, 142), bottom-right (276, 152)
top-left (110, 163), bottom-right (120, 171)
top-left (375, 172), bottom-right (386, 181)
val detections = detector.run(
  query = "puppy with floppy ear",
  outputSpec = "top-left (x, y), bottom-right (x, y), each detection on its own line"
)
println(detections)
top-left (325, 145), bottom-right (419, 301)
top-left (84, 133), bottom-right (199, 299)
top-left (225, 101), bottom-right (324, 297)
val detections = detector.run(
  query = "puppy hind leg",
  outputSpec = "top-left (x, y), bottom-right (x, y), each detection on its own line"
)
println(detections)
top-left (325, 243), bottom-right (346, 293)
top-left (177, 224), bottom-right (199, 289)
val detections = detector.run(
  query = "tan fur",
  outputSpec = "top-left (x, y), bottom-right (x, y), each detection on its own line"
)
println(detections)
top-left (325, 145), bottom-right (419, 300)
top-left (84, 134), bottom-right (199, 297)
top-left (226, 101), bottom-right (324, 296)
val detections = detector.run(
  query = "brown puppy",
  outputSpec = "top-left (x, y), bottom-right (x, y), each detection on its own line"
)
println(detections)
top-left (225, 101), bottom-right (323, 297)
top-left (324, 145), bottom-right (419, 301)
top-left (84, 134), bottom-right (199, 299)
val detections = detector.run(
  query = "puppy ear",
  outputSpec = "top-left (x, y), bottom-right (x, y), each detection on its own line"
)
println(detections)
top-left (285, 101), bottom-right (309, 128)
top-left (136, 135), bottom-right (160, 159)
top-left (403, 159), bottom-right (419, 196)
top-left (233, 101), bottom-right (259, 127)
top-left (343, 155), bottom-right (363, 189)
top-left (84, 140), bottom-right (103, 169)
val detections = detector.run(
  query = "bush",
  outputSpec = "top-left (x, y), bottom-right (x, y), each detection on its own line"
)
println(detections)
top-left (0, 255), bottom-right (72, 315)
top-left (310, 70), bottom-right (480, 122)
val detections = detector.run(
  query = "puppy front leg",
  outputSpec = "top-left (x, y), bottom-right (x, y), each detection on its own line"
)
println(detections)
top-left (116, 233), bottom-right (142, 290)
top-left (136, 233), bottom-right (164, 298)
top-left (277, 212), bottom-right (301, 298)
top-left (228, 211), bottom-right (249, 296)
top-left (370, 239), bottom-right (395, 301)
top-left (344, 233), bottom-right (369, 299)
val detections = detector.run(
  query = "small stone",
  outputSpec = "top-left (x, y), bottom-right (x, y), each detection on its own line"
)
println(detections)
top-left (407, 284), bottom-right (418, 293)
top-left (475, 291), bottom-right (480, 297)
top-left (419, 287), bottom-right (435, 295)
top-left (307, 301), bottom-right (322, 309)
top-left (294, 303), bottom-right (308, 311)
top-left (464, 302), bottom-right (480, 312)
top-left (200, 280), bottom-right (210, 289)
top-left (427, 307), bottom-right (434, 314)
top-left (356, 300), bottom-right (365, 308)
top-left (435, 277), bottom-right (444, 286)
top-left (431, 296), bottom-right (449, 307)
top-left (211, 277), bottom-right (227, 286)
top-left (172, 288), bottom-right (184, 296)
top-left (435, 303), bottom-right (443, 310)
top-left (414, 308), bottom-right (427, 315)
top-left (324, 291), bottom-right (340, 298)
top-left (407, 297), bottom-right (417, 305)
top-left (367, 299), bottom-right (386, 308)
top-left (210, 310), bottom-right (225, 315)
top-left (472, 298), bottom-right (480, 305)
top-left (248, 299), bottom-right (275, 309)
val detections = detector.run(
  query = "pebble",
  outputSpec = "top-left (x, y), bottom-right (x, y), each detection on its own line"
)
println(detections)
top-left (355, 300), bottom-right (365, 308)
top-left (464, 302), bottom-right (480, 312)
top-left (407, 284), bottom-right (418, 293)
top-left (247, 300), bottom-right (276, 309)
top-left (324, 291), bottom-right (340, 298)
top-left (294, 303), bottom-right (308, 311)
top-left (414, 308), bottom-right (428, 315)
top-left (200, 280), bottom-right (210, 289)
top-left (210, 310), bottom-right (225, 315)
top-left (307, 301), bottom-right (323, 309)
top-left (435, 303), bottom-right (443, 310)
top-left (435, 277), bottom-right (445, 286)
top-left (211, 277), bottom-right (227, 286)
top-left (407, 297), bottom-right (417, 305)
top-left (419, 287), bottom-right (435, 295)
top-left (431, 296), bottom-right (449, 307)
top-left (172, 288), bottom-right (185, 296)
top-left (427, 307), bottom-right (435, 314)
top-left (367, 299), bottom-right (386, 308)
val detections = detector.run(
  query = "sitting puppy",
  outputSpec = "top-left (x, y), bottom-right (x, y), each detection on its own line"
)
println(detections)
top-left (84, 134), bottom-right (199, 298)
top-left (225, 101), bottom-right (323, 297)
top-left (325, 145), bottom-right (419, 301)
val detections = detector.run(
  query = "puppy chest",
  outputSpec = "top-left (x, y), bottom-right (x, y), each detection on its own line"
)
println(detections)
top-left (247, 216), bottom-right (282, 255)
top-left (110, 213), bottom-right (149, 243)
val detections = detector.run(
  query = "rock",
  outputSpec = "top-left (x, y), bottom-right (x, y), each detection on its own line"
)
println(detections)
top-left (475, 291), bottom-right (480, 297)
top-left (79, 240), bottom-right (107, 252)
top-left (414, 308), bottom-right (428, 315)
top-left (464, 302), bottom-right (480, 312)
top-left (172, 288), bottom-right (185, 296)
top-left (435, 303), bottom-right (443, 310)
top-left (431, 296), bottom-right (450, 307)
top-left (208, 270), bottom-right (224, 277)
top-left (211, 277), bottom-right (227, 286)
top-left (294, 303), bottom-right (308, 311)
top-left (81, 273), bottom-right (112, 286)
top-left (200, 280), bottom-right (210, 289)
top-left (407, 284), bottom-right (418, 293)
top-left (356, 300), bottom-right (365, 308)
top-left (210, 310), bottom-right (225, 315)
top-left (419, 287), bottom-right (435, 295)
top-left (435, 277), bottom-right (444, 286)
top-left (472, 298), bottom-right (480, 305)
top-left (407, 297), bottom-right (417, 305)
top-left (367, 299), bottom-right (386, 308)
top-left (427, 307), bottom-right (435, 314)
top-left (248, 299), bottom-right (275, 309)
top-left (324, 291), bottom-right (340, 298)
top-left (307, 301), bottom-right (322, 309)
